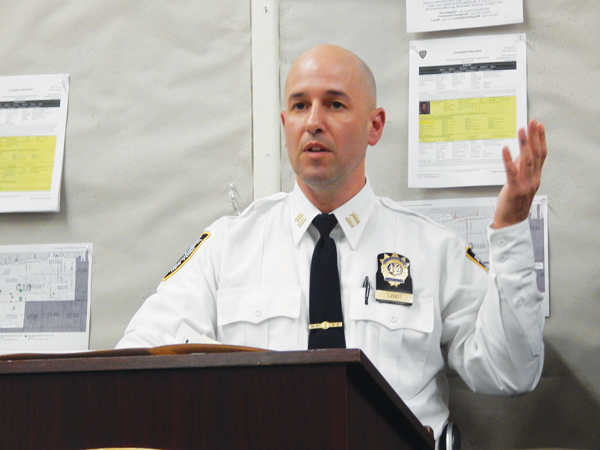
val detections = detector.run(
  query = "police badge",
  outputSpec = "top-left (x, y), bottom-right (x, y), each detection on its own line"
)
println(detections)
top-left (375, 253), bottom-right (414, 306)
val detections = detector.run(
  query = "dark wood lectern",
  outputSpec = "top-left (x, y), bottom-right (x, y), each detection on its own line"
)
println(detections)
top-left (0, 347), bottom-right (434, 449)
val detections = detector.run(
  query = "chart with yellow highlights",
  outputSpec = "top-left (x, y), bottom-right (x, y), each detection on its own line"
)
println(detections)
top-left (409, 34), bottom-right (527, 188)
top-left (419, 96), bottom-right (516, 143)
top-left (0, 136), bottom-right (56, 192)
top-left (0, 74), bottom-right (69, 212)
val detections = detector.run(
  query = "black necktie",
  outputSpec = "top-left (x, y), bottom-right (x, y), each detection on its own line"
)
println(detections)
top-left (308, 213), bottom-right (346, 349)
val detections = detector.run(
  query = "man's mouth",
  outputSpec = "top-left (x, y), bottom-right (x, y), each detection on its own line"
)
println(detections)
top-left (303, 142), bottom-right (329, 153)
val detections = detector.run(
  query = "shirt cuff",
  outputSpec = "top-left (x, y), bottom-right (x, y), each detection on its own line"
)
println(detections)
top-left (487, 219), bottom-right (535, 271)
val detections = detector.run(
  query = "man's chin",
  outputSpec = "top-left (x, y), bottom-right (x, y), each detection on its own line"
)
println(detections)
top-left (296, 171), bottom-right (336, 187)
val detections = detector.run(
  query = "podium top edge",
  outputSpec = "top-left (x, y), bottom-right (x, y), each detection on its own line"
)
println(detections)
top-left (0, 346), bottom-right (368, 374)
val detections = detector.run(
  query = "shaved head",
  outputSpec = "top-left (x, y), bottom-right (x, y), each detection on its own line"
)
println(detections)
top-left (285, 44), bottom-right (377, 110)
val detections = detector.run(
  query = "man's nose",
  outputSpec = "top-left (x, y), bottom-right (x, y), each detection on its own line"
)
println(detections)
top-left (306, 104), bottom-right (325, 135)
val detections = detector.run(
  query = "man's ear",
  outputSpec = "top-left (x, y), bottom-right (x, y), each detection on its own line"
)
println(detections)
top-left (280, 111), bottom-right (288, 148)
top-left (368, 108), bottom-right (386, 146)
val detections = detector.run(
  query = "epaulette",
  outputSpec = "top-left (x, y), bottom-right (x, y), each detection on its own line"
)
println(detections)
top-left (235, 191), bottom-right (289, 218)
top-left (379, 196), bottom-right (452, 230)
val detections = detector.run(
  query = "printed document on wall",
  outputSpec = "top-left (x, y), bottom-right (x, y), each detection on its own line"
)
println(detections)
top-left (0, 243), bottom-right (92, 354)
top-left (406, 0), bottom-right (523, 33)
top-left (398, 196), bottom-right (549, 316)
top-left (408, 34), bottom-right (527, 188)
top-left (0, 74), bottom-right (69, 212)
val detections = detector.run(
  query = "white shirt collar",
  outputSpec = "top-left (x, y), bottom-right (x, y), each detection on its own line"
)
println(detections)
top-left (289, 178), bottom-right (376, 250)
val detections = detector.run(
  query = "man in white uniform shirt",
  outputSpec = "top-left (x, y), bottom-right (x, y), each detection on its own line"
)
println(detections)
top-left (117, 44), bottom-right (548, 441)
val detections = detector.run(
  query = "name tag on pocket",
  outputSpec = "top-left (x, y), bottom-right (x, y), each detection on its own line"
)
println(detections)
top-left (375, 253), bottom-right (413, 306)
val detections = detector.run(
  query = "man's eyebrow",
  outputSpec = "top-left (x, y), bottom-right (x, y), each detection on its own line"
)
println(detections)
top-left (287, 92), bottom-right (306, 100)
top-left (325, 90), bottom-right (350, 99)
top-left (287, 90), bottom-right (350, 100)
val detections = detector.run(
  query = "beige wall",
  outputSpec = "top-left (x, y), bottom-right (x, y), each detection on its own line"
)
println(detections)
top-left (0, 0), bottom-right (254, 347)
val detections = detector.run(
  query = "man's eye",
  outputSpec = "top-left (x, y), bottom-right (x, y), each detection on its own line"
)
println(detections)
top-left (292, 103), bottom-right (306, 111)
top-left (331, 101), bottom-right (344, 109)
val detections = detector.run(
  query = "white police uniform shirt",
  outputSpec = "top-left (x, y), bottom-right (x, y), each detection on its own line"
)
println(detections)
top-left (117, 180), bottom-right (545, 439)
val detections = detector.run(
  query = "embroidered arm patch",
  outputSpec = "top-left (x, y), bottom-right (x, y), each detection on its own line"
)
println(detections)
top-left (466, 246), bottom-right (488, 272)
top-left (163, 232), bottom-right (211, 281)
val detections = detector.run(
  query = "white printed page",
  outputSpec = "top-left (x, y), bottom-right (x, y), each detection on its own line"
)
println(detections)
top-left (398, 196), bottom-right (549, 316)
top-left (406, 0), bottom-right (523, 33)
top-left (408, 34), bottom-right (527, 188)
top-left (0, 74), bottom-right (69, 212)
top-left (0, 243), bottom-right (92, 354)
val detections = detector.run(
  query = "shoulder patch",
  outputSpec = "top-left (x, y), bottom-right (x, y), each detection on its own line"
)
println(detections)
top-left (163, 232), bottom-right (210, 281)
top-left (466, 246), bottom-right (488, 272)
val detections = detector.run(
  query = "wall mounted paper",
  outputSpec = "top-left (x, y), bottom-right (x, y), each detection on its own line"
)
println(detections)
top-left (408, 34), bottom-right (527, 188)
top-left (0, 74), bottom-right (69, 212)
top-left (406, 0), bottom-right (523, 33)
top-left (0, 243), bottom-right (92, 354)
top-left (398, 196), bottom-right (549, 316)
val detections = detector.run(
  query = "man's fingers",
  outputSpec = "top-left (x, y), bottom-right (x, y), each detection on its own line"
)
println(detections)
top-left (537, 122), bottom-right (548, 168)
top-left (517, 126), bottom-right (535, 177)
top-left (516, 119), bottom-right (548, 179)
top-left (502, 146), bottom-right (517, 180)
top-left (494, 119), bottom-right (547, 229)
top-left (527, 120), bottom-right (547, 180)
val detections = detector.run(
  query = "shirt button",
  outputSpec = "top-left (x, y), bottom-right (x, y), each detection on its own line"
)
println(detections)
top-left (498, 238), bottom-right (507, 247)
top-left (389, 315), bottom-right (398, 323)
top-left (516, 297), bottom-right (524, 306)
top-left (498, 254), bottom-right (507, 262)
top-left (254, 309), bottom-right (262, 317)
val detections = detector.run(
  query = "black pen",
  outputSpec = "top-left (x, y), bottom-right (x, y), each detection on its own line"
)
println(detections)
top-left (363, 276), bottom-right (370, 305)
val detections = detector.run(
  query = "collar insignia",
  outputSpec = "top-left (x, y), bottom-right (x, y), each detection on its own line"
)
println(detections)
top-left (294, 212), bottom-right (306, 227)
top-left (345, 212), bottom-right (360, 228)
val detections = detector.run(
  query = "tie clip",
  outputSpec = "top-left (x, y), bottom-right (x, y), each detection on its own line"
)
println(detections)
top-left (309, 321), bottom-right (343, 330)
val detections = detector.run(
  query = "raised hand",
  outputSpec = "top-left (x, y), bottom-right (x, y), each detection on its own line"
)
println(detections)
top-left (491, 119), bottom-right (547, 229)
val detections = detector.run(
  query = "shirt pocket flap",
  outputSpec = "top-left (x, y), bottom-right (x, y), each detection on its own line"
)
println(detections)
top-left (349, 290), bottom-right (434, 333)
top-left (217, 286), bottom-right (301, 327)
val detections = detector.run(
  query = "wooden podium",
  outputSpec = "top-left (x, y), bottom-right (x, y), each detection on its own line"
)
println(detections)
top-left (0, 346), bottom-right (435, 449)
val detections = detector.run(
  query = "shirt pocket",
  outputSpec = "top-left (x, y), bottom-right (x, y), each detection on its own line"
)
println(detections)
top-left (216, 285), bottom-right (302, 350)
top-left (349, 289), bottom-right (434, 399)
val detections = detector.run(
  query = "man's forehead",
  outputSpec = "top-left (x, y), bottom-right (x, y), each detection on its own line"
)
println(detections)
top-left (287, 55), bottom-right (356, 84)
top-left (285, 64), bottom-right (362, 101)
top-left (284, 47), bottom-right (375, 107)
